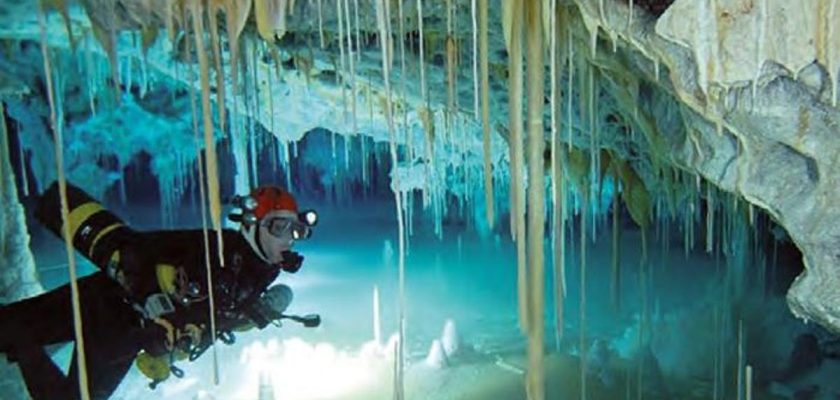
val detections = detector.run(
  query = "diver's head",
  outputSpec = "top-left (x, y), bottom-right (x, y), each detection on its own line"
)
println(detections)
top-left (231, 186), bottom-right (317, 265)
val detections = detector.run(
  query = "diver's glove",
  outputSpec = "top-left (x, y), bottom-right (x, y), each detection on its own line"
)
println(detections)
top-left (280, 251), bottom-right (304, 273)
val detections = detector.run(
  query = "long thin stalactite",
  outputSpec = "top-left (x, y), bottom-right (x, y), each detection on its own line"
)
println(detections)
top-left (38, 4), bottom-right (91, 399)
top-left (525, 0), bottom-right (546, 398)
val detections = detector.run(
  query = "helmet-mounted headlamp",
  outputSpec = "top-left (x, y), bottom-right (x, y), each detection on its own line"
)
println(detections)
top-left (299, 209), bottom-right (318, 227)
top-left (227, 194), bottom-right (259, 226)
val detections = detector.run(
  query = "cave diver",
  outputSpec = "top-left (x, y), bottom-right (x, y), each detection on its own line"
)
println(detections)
top-left (0, 182), bottom-right (321, 399)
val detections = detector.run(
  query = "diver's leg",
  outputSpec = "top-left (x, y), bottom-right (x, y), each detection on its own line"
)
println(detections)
top-left (14, 344), bottom-right (78, 400)
top-left (0, 284), bottom-right (76, 355)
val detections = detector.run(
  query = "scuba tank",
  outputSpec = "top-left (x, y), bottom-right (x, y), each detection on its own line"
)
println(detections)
top-left (35, 182), bottom-right (136, 290)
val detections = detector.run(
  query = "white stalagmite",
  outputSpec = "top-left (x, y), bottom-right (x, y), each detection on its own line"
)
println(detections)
top-left (745, 365), bottom-right (753, 400)
top-left (479, 0), bottom-right (494, 229)
top-left (507, 0), bottom-right (528, 336)
top-left (373, 285), bottom-right (382, 346)
top-left (441, 319), bottom-right (460, 356)
top-left (580, 191), bottom-right (588, 400)
top-left (425, 339), bottom-right (448, 368)
top-left (525, 0), bottom-right (545, 399)
top-left (375, 0), bottom-right (406, 397)
top-left (38, 6), bottom-right (91, 399)
top-left (190, 0), bottom-right (223, 384)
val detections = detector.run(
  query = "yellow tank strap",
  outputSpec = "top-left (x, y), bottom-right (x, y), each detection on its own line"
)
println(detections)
top-left (62, 201), bottom-right (103, 239)
top-left (88, 222), bottom-right (124, 258)
top-left (155, 264), bottom-right (178, 295)
top-left (135, 351), bottom-right (170, 382)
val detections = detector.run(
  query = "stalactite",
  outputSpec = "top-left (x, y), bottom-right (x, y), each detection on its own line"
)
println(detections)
top-left (445, 0), bottom-right (457, 135)
top-left (344, 0), bottom-right (357, 154)
top-left (361, 135), bottom-right (368, 186)
top-left (611, 173), bottom-right (620, 311)
top-left (284, 141), bottom-right (293, 191)
top-left (507, 0), bottom-right (527, 337)
top-left (337, 0), bottom-right (348, 126)
top-left (588, 67), bottom-right (597, 242)
top-left (249, 121), bottom-right (259, 185)
top-left (397, 0), bottom-right (409, 157)
top-left (479, 0), bottom-right (494, 229)
top-left (831, 0), bottom-right (839, 107)
top-left (549, 0), bottom-right (564, 351)
top-left (567, 28), bottom-right (574, 151)
top-left (208, 6), bottom-right (226, 134)
top-left (628, 0), bottom-right (634, 30)
top-left (471, 0), bottom-right (479, 119)
top-left (38, 6), bottom-right (90, 398)
top-left (707, 182), bottom-right (715, 253)
top-left (317, 0), bottom-right (324, 48)
top-left (354, 0), bottom-right (360, 63)
top-left (190, 1), bottom-right (224, 383)
top-left (752, 0), bottom-right (766, 103)
top-left (525, 1), bottom-right (545, 393)
top-left (417, 0), bottom-right (428, 104)
top-left (375, 0), bottom-right (405, 397)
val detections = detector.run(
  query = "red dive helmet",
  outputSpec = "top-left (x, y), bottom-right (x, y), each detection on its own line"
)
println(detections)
top-left (229, 186), bottom-right (318, 237)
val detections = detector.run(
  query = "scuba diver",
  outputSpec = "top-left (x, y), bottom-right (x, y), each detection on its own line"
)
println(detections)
top-left (0, 182), bottom-right (320, 399)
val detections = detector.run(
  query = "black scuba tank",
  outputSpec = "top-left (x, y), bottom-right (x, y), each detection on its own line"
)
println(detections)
top-left (35, 182), bottom-right (136, 282)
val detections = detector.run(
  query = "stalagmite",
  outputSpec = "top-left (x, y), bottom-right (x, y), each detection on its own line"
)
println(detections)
top-left (507, 0), bottom-right (528, 336)
top-left (479, 0), bottom-right (494, 229)
top-left (580, 190), bottom-right (588, 400)
top-left (525, 1), bottom-right (545, 398)
top-left (373, 285), bottom-right (382, 346)
top-left (745, 365), bottom-right (753, 400)
top-left (38, 6), bottom-right (90, 399)
top-left (375, 0), bottom-right (406, 397)
top-left (190, 0), bottom-right (224, 383)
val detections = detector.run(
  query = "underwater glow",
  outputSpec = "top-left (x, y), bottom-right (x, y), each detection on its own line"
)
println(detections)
top-left (235, 337), bottom-right (389, 399)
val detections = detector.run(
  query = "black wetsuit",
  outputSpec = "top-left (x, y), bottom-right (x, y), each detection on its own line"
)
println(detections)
top-left (0, 183), bottom-right (290, 399)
